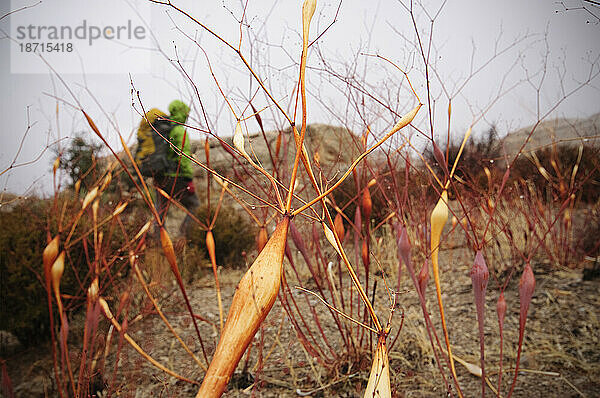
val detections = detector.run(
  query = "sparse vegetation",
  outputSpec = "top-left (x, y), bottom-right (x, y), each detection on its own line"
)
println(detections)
top-left (1, 1), bottom-right (599, 397)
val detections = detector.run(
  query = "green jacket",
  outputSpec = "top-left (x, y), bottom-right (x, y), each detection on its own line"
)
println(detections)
top-left (165, 100), bottom-right (194, 179)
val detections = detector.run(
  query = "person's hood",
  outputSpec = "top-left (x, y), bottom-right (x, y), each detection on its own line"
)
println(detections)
top-left (168, 100), bottom-right (190, 124)
top-left (139, 108), bottom-right (167, 130)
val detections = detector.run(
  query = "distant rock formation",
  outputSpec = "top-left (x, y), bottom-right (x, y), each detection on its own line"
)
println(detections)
top-left (190, 123), bottom-right (362, 178)
top-left (499, 112), bottom-right (600, 158)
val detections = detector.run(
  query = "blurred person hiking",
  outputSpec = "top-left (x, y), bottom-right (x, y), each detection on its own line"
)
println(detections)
top-left (134, 100), bottom-right (199, 237)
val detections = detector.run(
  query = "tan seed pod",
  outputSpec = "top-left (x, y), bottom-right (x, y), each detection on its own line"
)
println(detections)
top-left (364, 335), bottom-right (391, 398)
top-left (53, 156), bottom-right (60, 175)
top-left (361, 240), bottom-right (369, 268)
top-left (100, 173), bottom-right (112, 191)
top-left (112, 202), bottom-right (128, 217)
top-left (334, 213), bottom-right (345, 241)
top-left (82, 187), bottom-right (99, 210)
top-left (390, 104), bottom-right (422, 134)
top-left (51, 251), bottom-right (65, 293)
top-left (88, 278), bottom-right (99, 303)
top-left (43, 236), bottom-right (60, 281)
top-left (323, 223), bottom-right (342, 257)
top-left (362, 188), bottom-right (372, 223)
top-left (302, 0), bottom-right (317, 46)
top-left (197, 218), bottom-right (290, 398)
top-left (205, 137), bottom-right (210, 163)
top-left (257, 226), bottom-right (268, 253)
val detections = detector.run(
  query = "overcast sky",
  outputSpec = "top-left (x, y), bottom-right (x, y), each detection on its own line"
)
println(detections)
top-left (1, 0), bottom-right (599, 196)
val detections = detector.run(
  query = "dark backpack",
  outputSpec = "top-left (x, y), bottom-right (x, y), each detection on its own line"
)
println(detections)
top-left (135, 119), bottom-right (176, 177)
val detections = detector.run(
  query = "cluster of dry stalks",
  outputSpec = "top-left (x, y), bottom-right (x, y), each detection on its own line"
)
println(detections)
top-left (8, 1), bottom-right (598, 397)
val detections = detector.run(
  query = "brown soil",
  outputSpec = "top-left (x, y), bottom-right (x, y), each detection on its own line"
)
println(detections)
top-left (4, 245), bottom-right (599, 398)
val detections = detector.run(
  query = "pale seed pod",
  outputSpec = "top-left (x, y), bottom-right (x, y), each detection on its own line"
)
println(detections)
top-left (82, 187), bottom-right (99, 210)
top-left (92, 199), bottom-right (99, 222)
top-left (88, 277), bottom-right (99, 303)
top-left (51, 251), bottom-right (65, 294)
top-left (74, 180), bottom-right (81, 195)
top-left (484, 166), bottom-right (492, 188)
top-left (233, 120), bottom-right (249, 160)
top-left (100, 173), bottom-right (112, 192)
top-left (302, 0), bottom-right (317, 47)
top-left (112, 202), bottom-right (128, 217)
top-left (364, 335), bottom-right (391, 398)
top-left (206, 230), bottom-right (224, 331)
top-left (43, 236), bottom-right (60, 281)
top-left (487, 198), bottom-right (495, 212)
top-left (390, 104), bottom-right (422, 134)
top-left (51, 251), bottom-right (66, 316)
top-left (430, 190), bottom-right (449, 266)
top-left (134, 221), bottom-right (151, 241)
top-left (323, 223), bottom-right (342, 257)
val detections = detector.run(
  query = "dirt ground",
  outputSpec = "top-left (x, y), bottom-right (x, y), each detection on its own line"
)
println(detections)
top-left (4, 242), bottom-right (600, 397)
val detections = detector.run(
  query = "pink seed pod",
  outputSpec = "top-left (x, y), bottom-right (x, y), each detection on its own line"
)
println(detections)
top-left (519, 263), bottom-right (535, 328)
top-left (497, 292), bottom-right (506, 329)
top-left (397, 225), bottom-right (411, 266)
top-left (508, 262), bottom-right (536, 397)
top-left (334, 212), bottom-right (345, 242)
top-left (362, 188), bottom-right (372, 224)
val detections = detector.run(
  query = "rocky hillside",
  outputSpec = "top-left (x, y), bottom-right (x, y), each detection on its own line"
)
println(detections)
top-left (189, 123), bottom-right (363, 178)
top-left (499, 112), bottom-right (600, 157)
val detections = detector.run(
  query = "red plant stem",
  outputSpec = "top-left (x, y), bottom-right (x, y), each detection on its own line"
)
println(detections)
top-left (289, 222), bottom-right (347, 348)
top-left (76, 299), bottom-right (93, 397)
top-left (281, 256), bottom-right (329, 360)
top-left (284, 243), bottom-right (339, 357)
top-left (497, 292), bottom-right (507, 396)
top-left (395, 224), bottom-right (450, 391)
top-left (471, 251), bottom-right (489, 397)
top-left (45, 274), bottom-right (63, 398)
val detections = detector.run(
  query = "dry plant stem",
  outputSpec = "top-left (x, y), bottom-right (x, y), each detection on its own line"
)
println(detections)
top-left (291, 104), bottom-right (422, 217)
top-left (471, 251), bottom-right (489, 397)
top-left (430, 190), bottom-right (462, 396)
top-left (206, 230), bottom-right (224, 331)
top-left (159, 227), bottom-right (209, 365)
top-left (196, 217), bottom-right (290, 398)
top-left (51, 252), bottom-right (76, 396)
top-left (295, 286), bottom-right (377, 333)
top-left (324, 220), bottom-right (382, 332)
top-left (43, 237), bottom-right (63, 398)
top-left (98, 298), bottom-right (198, 384)
top-left (130, 254), bottom-right (207, 371)
top-left (496, 292), bottom-right (507, 396)
top-left (156, 188), bottom-right (205, 228)
top-left (82, 111), bottom-right (158, 219)
top-left (285, 0), bottom-right (316, 211)
top-left (507, 263), bottom-right (536, 398)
